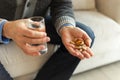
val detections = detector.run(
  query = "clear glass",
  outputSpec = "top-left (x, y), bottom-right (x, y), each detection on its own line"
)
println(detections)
top-left (28, 16), bottom-right (48, 54)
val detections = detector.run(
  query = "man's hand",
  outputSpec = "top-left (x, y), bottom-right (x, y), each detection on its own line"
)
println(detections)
top-left (2, 19), bottom-right (50, 56)
top-left (60, 26), bottom-right (94, 60)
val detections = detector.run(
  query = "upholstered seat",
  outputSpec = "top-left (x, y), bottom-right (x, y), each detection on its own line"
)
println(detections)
top-left (1, 0), bottom-right (120, 80)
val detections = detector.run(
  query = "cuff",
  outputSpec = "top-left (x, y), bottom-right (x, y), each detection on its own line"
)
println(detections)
top-left (55, 16), bottom-right (76, 35)
top-left (0, 19), bottom-right (10, 44)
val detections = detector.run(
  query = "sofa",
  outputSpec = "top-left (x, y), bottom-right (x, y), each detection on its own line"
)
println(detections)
top-left (0, 0), bottom-right (120, 80)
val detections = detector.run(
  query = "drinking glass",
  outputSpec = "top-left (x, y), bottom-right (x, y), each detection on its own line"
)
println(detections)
top-left (28, 16), bottom-right (48, 54)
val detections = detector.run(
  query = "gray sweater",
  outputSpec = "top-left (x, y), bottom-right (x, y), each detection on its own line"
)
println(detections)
top-left (0, 0), bottom-right (75, 33)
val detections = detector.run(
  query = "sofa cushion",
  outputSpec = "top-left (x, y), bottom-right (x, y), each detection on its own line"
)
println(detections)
top-left (72, 0), bottom-right (96, 10)
top-left (0, 42), bottom-right (56, 78)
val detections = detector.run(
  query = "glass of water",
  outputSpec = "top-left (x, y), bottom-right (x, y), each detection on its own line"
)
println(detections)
top-left (28, 16), bottom-right (48, 54)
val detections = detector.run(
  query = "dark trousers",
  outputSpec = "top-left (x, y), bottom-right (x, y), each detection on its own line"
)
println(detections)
top-left (0, 63), bottom-right (13, 80)
top-left (34, 17), bottom-right (95, 80)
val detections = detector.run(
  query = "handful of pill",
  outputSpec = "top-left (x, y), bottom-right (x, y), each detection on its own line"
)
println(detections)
top-left (70, 38), bottom-right (87, 52)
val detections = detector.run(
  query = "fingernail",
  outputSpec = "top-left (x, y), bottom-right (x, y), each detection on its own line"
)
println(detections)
top-left (38, 52), bottom-right (41, 56)
top-left (43, 33), bottom-right (47, 37)
top-left (47, 37), bottom-right (50, 41)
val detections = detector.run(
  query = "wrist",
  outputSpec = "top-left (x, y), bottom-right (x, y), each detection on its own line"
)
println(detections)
top-left (58, 23), bottom-right (75, 36)
top-left (59, 26), bottom-right (75, 36)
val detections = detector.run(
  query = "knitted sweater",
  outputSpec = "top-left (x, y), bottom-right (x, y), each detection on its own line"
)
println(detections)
top-left (0, 0), bottom-right (75, 32)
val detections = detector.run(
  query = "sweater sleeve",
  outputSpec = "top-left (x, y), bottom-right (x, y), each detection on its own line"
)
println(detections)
top-left (50, 0), bottom-right (76, 34)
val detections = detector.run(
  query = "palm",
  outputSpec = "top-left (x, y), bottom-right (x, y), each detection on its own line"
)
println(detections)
top-left (60, 27), bottom-right (93, 59)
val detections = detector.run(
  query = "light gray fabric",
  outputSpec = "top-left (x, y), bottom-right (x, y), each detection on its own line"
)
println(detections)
top-left (22, 0), bottom-right (37, 18)
top-left (0, 42), bottom-right (57, 78)
top-left (72, 0), bottom-right (95, 10)
top-left (14, 0), bottom-right (26, 19)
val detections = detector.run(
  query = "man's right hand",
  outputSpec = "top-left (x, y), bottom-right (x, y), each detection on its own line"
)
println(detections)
top-left (2, 19), bottom-right (50, 56)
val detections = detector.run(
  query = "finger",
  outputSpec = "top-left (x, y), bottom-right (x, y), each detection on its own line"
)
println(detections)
top-left (82, 32), bottom-right (92, 47)
top-left (26, 43), bottom-right (45, 52)
top-left (14, 41), bottom-right (38, 56)
top-left (75, 49), bottom-right (85, 60)
top-left (86, 47), bottom-right (94, 56)
top-left (20, 43), bottom-right (46, 56)
top-left (67, 46), bottom-right (78, 57)
top-left (81, 50), bottom-right (91, 58)
top-left (14, 32), bottom-right (50, 45)
top-left (22, 29), bottom-right (47, 38)
top-left (29, 52), bottom-right (41, 56)
top-left (84, 38), bottom-right (92, 47)
top-left (22, 36), bottom-right (50, 45)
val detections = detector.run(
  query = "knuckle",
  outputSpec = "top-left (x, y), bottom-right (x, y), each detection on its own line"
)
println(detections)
top-left (29, 31), bottom-right (35, 36)
top-left (23, 49), bottom-right (30, 55)
top-left (26, 30), bottom-right (35, 37)
top-left (22, 46), bottom-right (30, 54)
top-left (41, 39), bottom-right (44, 43)
top-left (30, 39), bottom-right (35, 43)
